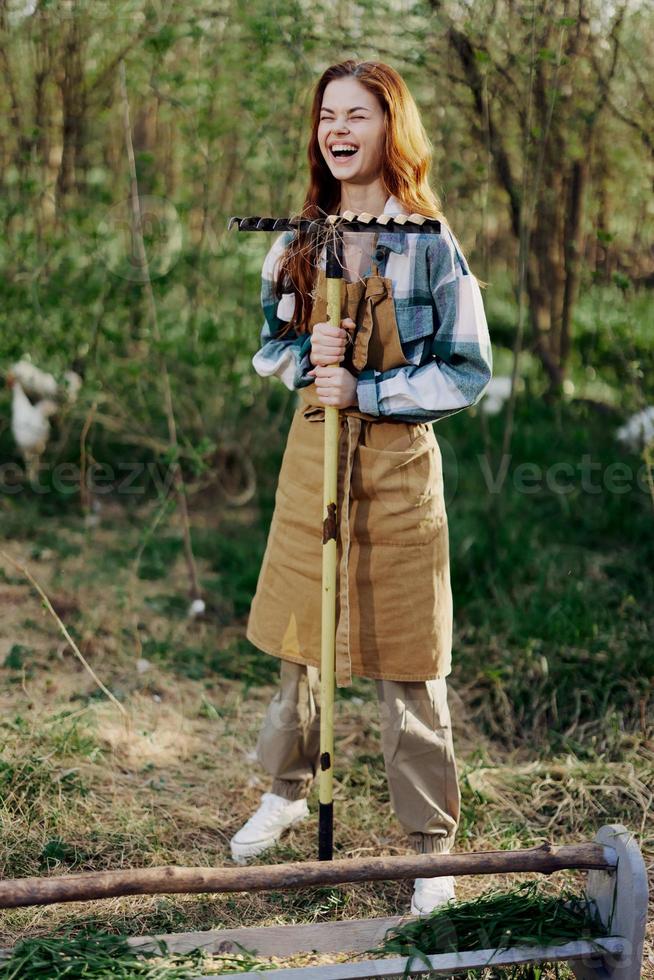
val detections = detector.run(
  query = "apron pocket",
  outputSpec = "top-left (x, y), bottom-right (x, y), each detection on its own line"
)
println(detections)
top-left (276, 412), bottom-right (324, 494)
top-left (350, 433), bottom-right (446, 545)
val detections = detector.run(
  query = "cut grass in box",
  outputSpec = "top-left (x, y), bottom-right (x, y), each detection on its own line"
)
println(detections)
top-left (377, 880), bottom-right (609, 977)
top-left (0, 928), bottom-right (272, 979)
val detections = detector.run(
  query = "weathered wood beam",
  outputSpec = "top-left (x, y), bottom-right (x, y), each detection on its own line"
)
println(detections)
top-left (0, 842), bottom-right (615, 910)
top-left (128, 916), bottom-right (406, 958)
top-left (198, 939), bottom-right (626, 980)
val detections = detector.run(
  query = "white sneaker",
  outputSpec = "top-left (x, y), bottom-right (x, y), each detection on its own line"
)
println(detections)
top-left (230, 792), bottom-right (309, 863)
top-left (411, 875), bottom-right (456, 916)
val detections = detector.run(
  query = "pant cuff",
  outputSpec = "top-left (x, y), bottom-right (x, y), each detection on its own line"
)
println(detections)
top-left (271, 778), bottom-right (310, 802)
top-left (408, 833), bottom-right (455, 855)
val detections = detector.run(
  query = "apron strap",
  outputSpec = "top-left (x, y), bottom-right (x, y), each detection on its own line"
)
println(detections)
top-left (369, 231), bottom-right (382, 278)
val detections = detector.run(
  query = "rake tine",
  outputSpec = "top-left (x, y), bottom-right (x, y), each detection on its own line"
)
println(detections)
top-left (227, 214), bottom-right (442, 235)
top-left (237, 216), bottom-right (262, 231)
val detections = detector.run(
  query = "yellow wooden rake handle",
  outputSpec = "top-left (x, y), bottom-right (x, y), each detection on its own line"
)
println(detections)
top-left (318, 274), bottom-right (341, 861)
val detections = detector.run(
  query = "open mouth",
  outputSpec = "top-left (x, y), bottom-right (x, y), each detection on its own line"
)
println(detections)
top-left (329, 144), bottom-right (359, 163)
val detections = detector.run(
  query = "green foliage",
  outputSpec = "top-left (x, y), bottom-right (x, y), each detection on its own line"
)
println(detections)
top-left (0, 928), bottom-right (272, 979)
top-left (192, 524), bottom-right (267, 617)
top-left (137, 535), bottom-right (184, 581)
top-left (483, 269), bottom-right (654, 406)
top-left (0, 0), bottom-right (649, 489)
top-left (39, 836), bottom-right (80, 871)
top-left (442, 393), bottom-right (653, 750)
top-left (378, 880), bottom-right (608, 967)
top-left (3, 645), bottom-right (29, 671)
top-left (571, 282), bottom-right (654, 404)
top-left (140, 634), bottom-right (278, 687)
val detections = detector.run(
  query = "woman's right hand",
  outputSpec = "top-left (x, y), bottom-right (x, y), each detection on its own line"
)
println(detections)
top-left (309, 318), bottom-right (355, 367)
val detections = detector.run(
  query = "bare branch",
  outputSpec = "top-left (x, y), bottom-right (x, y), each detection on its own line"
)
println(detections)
top-left (605, 96), bottom-right (653, 157)
top-left (589, 1), bottom-right (627, 119)
top-left (437, 10), bottom-right (521, 237)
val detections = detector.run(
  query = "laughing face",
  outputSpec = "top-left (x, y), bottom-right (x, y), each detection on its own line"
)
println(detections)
top-left (317, 77), bottom-right (386, 187)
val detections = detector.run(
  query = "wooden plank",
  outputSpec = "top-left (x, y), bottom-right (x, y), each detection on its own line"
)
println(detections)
top-left (128, 915), bottom-right (406, 957)
top-left (196, 939), bottom-right (625, 980)
top-left (0, 842), bottom-right (616, 909)
top-left (573, 823), bottom-right (648, 980)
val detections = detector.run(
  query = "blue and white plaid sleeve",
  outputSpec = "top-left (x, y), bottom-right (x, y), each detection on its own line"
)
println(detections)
top-left (251, 232), bottom-right (315, 391)
top-left (356, 231), bottom-right (493, 423)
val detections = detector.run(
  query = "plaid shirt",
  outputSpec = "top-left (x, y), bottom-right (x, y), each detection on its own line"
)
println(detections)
top-left (252, 194), bottom-right (493, 424)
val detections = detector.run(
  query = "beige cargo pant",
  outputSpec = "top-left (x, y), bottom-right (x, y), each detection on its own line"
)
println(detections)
top-left (256, 659), bottom-right (461, 854)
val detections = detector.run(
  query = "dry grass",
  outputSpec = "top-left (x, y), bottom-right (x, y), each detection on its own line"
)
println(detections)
top-left (0, 503), bottom-right (652, 979)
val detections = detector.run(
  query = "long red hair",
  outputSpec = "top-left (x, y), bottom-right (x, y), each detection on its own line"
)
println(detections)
top-left (277, 60), bottom-right (448, 336)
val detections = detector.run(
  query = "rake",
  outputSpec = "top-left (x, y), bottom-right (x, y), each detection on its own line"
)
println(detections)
top-left (228, 210), bottom-right (442, 860)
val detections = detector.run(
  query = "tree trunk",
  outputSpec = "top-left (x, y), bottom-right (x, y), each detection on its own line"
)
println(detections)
top-left (0, 0), bottom-right (33, 235)
top-left (32, 6), bottom-right (60, 235)
top-left (56, 8), bottom-right (87, 203)
top-left (132, 95), bottom-right (159, 195)
top-left (560, 155), bottom-right (589, 372)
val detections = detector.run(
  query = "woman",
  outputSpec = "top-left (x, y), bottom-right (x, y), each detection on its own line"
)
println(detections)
top-left (231, 60), bottom-right (492, 915)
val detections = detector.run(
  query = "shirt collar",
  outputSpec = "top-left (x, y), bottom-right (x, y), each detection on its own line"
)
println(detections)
top-left (376, 194), bottom-right (407, 254)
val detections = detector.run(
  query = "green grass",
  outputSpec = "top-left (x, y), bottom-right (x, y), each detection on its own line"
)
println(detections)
top-left (0, 929), bottom-right (272, 979)
top-left (0, 326), bottom-right (650, 977)
top-left (192, 525), bottom-right (268, 617)
top-left (3, 388), bottom-right (651, 754)
top-left (141, 634), bottom-right (279, 687)
top-left (3, 645), bottom-right (31, 671)
top-left (440, 394), bottom-right (653, 750)
top-left (0, 753), bottom-right (88, 817)
top-left (377, 881), bottom-right (608, 980)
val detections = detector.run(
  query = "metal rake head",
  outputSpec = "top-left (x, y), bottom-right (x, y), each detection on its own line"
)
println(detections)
top-left (227, 211), bottom-right (441, 235)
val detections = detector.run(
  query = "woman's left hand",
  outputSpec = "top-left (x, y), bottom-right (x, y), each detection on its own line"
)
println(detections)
top-left (307, 365), bottom-right (358, 409)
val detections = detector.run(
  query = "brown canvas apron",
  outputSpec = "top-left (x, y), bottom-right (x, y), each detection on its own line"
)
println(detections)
top-left (246, 259), bottom-right (453, 687)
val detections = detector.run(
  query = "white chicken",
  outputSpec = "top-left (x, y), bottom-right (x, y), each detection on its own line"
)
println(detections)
top-left (480, 375), bottom-right (513, 415)
top-left (7, 372), bottom-right (58, 481)
top-left (9, 358), bottom-right (59, 400)
top-left (9, 358), bottom-right (82, 405)
top-left (616, 406), bottom-right (654, 453)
